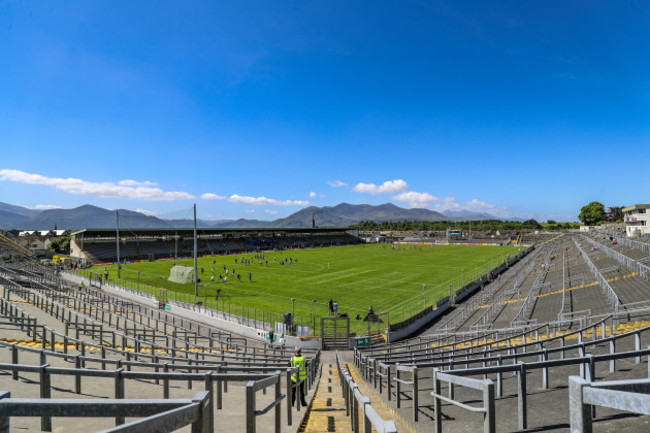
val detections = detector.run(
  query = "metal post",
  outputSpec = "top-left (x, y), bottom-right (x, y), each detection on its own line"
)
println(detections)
top-left (569, 376), bottom-right (591, 433)
top-left (483, 380), bottom-right (495, 433)
top-left (246, 381), bottom-right (255, 433)
top-left (40, 364), bottom-right (51, 432)
top-left (194, 203), bottom-right (198, 297)
top-left (518, 362), bottom-right (527, 430)
top-left (116, 211), bottom-right (120, 279)
top-left (433, 368), bottom-right (442, 433)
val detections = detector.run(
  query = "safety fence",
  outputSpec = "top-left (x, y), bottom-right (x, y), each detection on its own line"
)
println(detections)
top-left (581, 234), bottom-right (650, 281)
top-left (0, 390), bottom-right (213, 433)
top-left (511, 244), bottom-right (556, 326)
top-left (569, 376), bottom-right (650, 432)
top-left (357, 330), bottom-right (650, 430)
top-left (573, 238), bottom-right (620, 312)
top-left (336, 352), bottom-right (397, 433)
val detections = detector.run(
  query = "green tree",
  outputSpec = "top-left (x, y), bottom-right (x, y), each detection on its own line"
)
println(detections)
top-left (49, 236), bottom-right (70, 254)
top-left (606, 206), bottom-right (624, 223)
top-left (579, 202), bottom-right (606, 225)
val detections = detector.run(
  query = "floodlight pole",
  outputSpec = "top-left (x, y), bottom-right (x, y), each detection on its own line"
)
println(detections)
top-left (193, 203), bottom-right (198, 297)
top-left (312, 299), bottom-right (316, 336)
top-left (116, 211), bottom-right (121, 279)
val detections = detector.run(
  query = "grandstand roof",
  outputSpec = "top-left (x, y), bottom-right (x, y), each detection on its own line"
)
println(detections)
top-left (71, 227), bottom-right (353, 239)
top-left (622, 204), bottom-right (650, 212)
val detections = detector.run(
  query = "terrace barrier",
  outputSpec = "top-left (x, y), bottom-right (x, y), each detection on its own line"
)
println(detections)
top-left (336, 353), bottom-right (397, 433)
top-left (569, 376), bottom-right (650, 433)
top-left (0, 390), bottom-right (212, 433)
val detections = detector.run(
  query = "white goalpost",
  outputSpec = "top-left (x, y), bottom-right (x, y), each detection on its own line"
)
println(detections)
top-left (168, 265), bottom-right (194, 284)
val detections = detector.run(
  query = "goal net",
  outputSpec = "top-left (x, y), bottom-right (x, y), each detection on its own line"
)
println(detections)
top-left (168, 265), bottom-right (194, 284)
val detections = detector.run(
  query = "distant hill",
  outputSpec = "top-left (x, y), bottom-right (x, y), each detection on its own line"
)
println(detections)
top-left (262, 203), bottom-right (447, 228)
top-left (0, 200), bottom-right (511, 230)
top-left (443, 210), bottom-right (499, 220)
top-left (0, 202), bottom-right (40, 218)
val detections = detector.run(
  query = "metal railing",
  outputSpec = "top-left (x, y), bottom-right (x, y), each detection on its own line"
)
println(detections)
top-left (581, 234), bottom-right (650, 281)
top-left (569, 376), bottom-right (650, 433)
top-left (511, 245), bottom-right (555, 325)
top-left (0, 390), bottom-right (212, 433)
top-left (573, 238), bottom-right (620, 312)
top-left (360, 327), bottom-right (650, 431)
top-left (245, 372), bottom-right (285, 433)
top-left (431, 369), bottom-right (495, 433)
top-left (336, 353), bottom-right (397, 433)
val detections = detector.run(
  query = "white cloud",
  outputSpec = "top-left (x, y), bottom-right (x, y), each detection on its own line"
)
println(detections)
top-left (228, 194), bottom-right (309, 206)
top-left (353, 179), bottom-right (409, 195)
top-left (201, 193), bottom-right (225, 200)
top-left (265, 209), bottom-right (279, 215)
top-left (327, 180), bottom-right (347, 188)
top-left (118, 179), bottom-right (158, 187)
top-left (135, 209), bottom-right (159, 216)
top-left (387, 184), bottom-right (516, 218)
top-left (246, 209), bottom-right (256, 214)
top-left (0, 169), bottom-right (194, 201)
top-left (309, 191), bottom-right (317, 198)
top-left (34, 204), bottom-right (62, 210)
top-left (391, 191), bottom-right (440, 208)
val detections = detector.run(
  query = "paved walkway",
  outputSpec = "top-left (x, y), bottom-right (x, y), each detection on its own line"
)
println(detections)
top-left (299, 351), bottom-right (405, 433)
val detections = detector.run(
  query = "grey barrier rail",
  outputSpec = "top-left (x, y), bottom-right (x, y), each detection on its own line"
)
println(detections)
top-left (362, 321), bottom-right (650, 382)
top-left (0, 338), bottom-right (319, 427)
top-left (336, 353), bottom-right (397, 433)
top-left (432, 370), bottom-right (495, 433)
top-left (573, 238), bottom-right (620, 311)
top-left (2, 269), bottom-right (240, 352)
top-left (0, 293), bottom-right (305, 366)
top-left (4, 276), bottom-right (321, 362)
top-left (357, 314), bottom-right (619, 366)
top-left (1, 281), bottom-right (265, 360)
top-left (387, 246), bottom-right (534, 335)
top-left (511, 244), bottom-right (556, 326)
top-left (615, 236), bottom-right (650, 255)
top-left (469, 249), bottom-right (542, 330)
top-left (245, 371), bottom-right (285, 433)
top-left (435, 250), bottom-right (535, 332)
top-left (378, 346), bottom-right (650, 432)
top-left (581, 234), bottom-right (650, 281)
top-left (359, 329), bottom-right (650, 428)
top-left (0, 318), bottom-right (313, 381)
top-left (364, 319), bottom-right (545, 357)
top-left (362, 298), bottom-right (589, 356)
top-left (0, 362), bottom-right (294, 432)
top-left (569, 376), bottom-right (650, 433)
top-left (0, 390), bottom-right (212, 433)
top-left (393, 363), bottom-right (418, 421)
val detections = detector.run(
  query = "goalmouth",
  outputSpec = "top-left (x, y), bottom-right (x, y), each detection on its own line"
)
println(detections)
top-left (168, 265), bottom-right (194, 284)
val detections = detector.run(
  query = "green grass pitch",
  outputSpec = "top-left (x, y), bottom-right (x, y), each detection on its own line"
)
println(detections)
top-left (83, 244), bottom-right (522, 331)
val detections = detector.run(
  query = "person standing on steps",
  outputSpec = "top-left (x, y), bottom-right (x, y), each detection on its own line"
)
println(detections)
top-left (290, 347), bottom-right (308, 407)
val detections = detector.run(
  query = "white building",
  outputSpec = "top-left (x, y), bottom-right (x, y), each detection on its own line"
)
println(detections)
top-left (623, 204), bottom-right (650, 237)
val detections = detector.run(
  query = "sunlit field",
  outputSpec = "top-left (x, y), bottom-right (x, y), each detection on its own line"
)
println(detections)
top-left (80, 243), bottom-right (522, 331)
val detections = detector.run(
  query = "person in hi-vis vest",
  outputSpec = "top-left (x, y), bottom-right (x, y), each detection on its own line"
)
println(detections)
top-left (290, 347), bottom-right (308, 407)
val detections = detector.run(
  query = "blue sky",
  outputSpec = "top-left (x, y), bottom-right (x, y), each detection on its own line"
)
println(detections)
top-left (1, 1), bottom-right (648, 222)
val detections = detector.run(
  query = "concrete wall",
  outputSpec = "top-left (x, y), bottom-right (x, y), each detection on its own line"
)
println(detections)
top-left (166, 301), bottom-right (322, 349)
top-left (63, 272), bottom-right (321, 349)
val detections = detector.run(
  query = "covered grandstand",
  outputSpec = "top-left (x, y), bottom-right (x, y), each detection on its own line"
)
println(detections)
top-left (70, 227), bottom-right (361, 264)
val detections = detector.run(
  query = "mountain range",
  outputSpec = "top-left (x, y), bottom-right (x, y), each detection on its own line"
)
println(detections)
top-left (0, 201), bottom-right (506, 231)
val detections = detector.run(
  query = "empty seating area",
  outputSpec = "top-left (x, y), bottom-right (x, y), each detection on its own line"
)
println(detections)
top-left (352, 234), bottom-right (650, 432)
top-left (0, 258), bottom-right (320, 432)
top-left (72, 228), bottom-right (362, 264)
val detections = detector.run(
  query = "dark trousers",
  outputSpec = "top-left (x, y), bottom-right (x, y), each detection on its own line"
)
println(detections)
top-left (292, 380), bottom-right (307, 406)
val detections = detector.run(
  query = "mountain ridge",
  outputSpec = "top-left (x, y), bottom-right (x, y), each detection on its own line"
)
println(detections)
top-left (0, 201), bottom-right (503, 230)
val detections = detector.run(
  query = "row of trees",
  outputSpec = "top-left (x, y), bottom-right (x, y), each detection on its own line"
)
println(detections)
top-left (578, 202), bottom-right (624, 226)
top-left (350, 219), bottom-right (545, 232)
